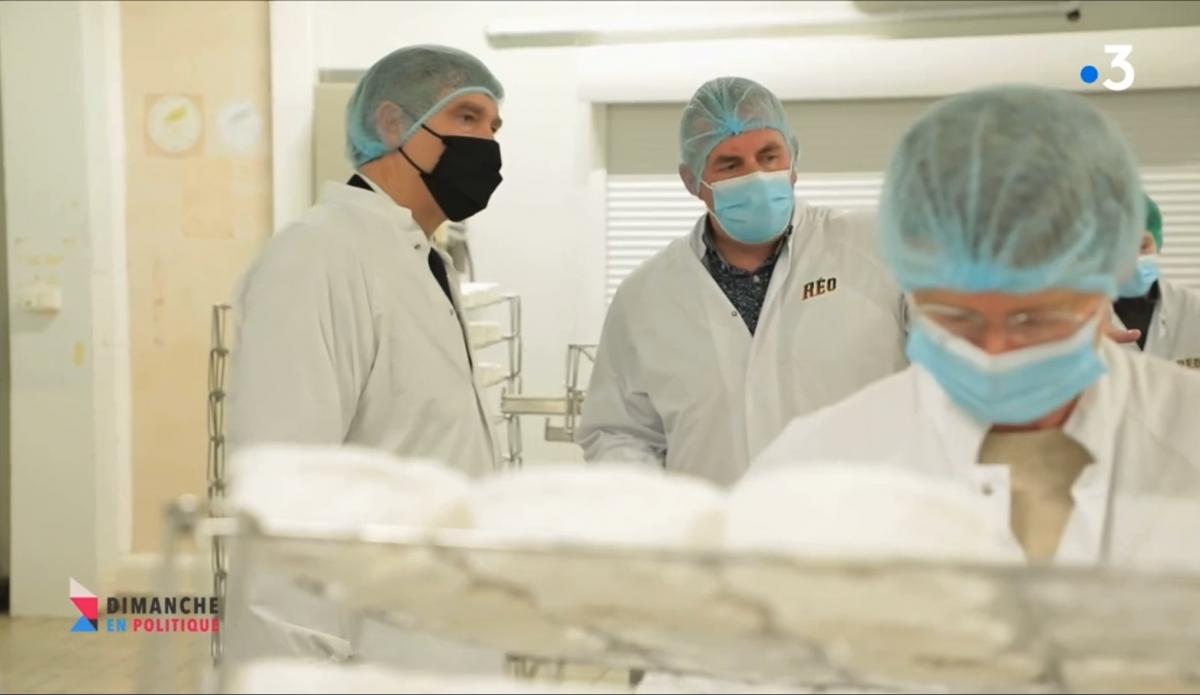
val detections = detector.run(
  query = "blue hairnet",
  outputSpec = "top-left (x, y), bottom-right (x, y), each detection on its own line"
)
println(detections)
top-left (880, 85), bottom-right (1144, 297)
top-left (346, 45), bottom-right (504, 168)
top-left (679, 77), bottom-right (799, 191)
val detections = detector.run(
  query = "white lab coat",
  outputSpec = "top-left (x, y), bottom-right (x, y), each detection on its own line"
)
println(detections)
top-left (1113, 278), bottom-right (1200, 369)
top-left (578, 200), bottom-right (909, 485)
top-left (228, 179), bottom-right (497, 473)
top-left (224, 179), bottom-right (501, 673)
top-left (753, 339), bottom-right (1200, 573)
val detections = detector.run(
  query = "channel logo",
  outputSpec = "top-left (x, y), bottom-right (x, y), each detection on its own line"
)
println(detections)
top-left (69, 578), bottom-right (99, 633)
top-left (68, 577), bottom-right (221, 634)
top-left (1080, 45), bottom-right (1135, 91)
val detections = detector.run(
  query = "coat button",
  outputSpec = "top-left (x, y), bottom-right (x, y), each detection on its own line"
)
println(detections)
top-left (413, 243), bottom-right (421, 251)
top-left (731, 310), bottom-right (738, 317)
top-left (981, 483), bottom-right (994, 496)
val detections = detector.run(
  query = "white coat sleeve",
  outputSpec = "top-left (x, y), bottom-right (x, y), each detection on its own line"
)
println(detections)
top-left (576, 293), bottom-right (667, 466)
top-left (227, 225), bottom-right (376, 451)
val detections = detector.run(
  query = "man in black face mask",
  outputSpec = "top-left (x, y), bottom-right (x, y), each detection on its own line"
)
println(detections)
top-left (231, 44), bottom-right (505, 459)
top-left (225, 45), bottom-right (507, 669)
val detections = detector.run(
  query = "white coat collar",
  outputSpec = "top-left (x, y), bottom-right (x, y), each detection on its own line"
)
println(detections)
top-left (913, 339), bottom-right (1126, 563)
top-left (1111, 281), bottom-right (1170, 354)
top-left (910, 363), bottom-right (990, 467)
top-left (1155, 278), bottom-right (1178, 336)
top-left (1061, 341), bottom-right (1127, 471)
top-left (318, 177), bottom-right (430, 252)
top-left (911, 340), bottom-right (1127, 470)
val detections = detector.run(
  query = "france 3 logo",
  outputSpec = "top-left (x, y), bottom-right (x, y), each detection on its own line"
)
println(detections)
top-left (1080, 45), bottom-right (1135, 92)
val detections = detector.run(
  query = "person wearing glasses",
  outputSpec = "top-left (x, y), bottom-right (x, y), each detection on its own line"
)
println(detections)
top-left (752, 85), bottom-right (1200, 572)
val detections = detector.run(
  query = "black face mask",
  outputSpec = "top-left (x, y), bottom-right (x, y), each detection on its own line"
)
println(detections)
top-left (399, 124), bottom-right (502, 222)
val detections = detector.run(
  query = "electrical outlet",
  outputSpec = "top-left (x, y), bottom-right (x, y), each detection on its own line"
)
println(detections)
top-left (19, 283), bottom-right (62, 313)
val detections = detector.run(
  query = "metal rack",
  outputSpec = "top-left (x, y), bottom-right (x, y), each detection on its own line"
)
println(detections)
top-left (205, 289), bottom-right (524, 666)
top-left (464, 290), bottom-right (524, 468)
top-left (206, 304), bottom-right (232, 666)
top-left (500, 344), bottom-right (596, 445)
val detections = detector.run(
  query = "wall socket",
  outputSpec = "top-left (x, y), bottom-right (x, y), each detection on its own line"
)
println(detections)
top-left (19, 284), bottom-right (63, 313)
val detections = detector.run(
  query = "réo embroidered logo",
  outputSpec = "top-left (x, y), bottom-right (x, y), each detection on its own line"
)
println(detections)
top-left (69, 578), bottom-right (99, 633)
top-left (802, 276), bottom-right (838, 300)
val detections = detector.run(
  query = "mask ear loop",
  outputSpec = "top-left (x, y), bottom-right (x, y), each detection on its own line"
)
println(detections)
top-left (395, 123), bottom-right (446, 175)
top-left (396, 145), bottom-right (428, 175)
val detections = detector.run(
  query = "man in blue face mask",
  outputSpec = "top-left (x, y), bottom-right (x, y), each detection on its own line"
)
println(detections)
top-left (1112, 195), bottom-right (1200, 368)
top-left (754, 86), bottom-right (1200, 572)
top-left (578, 77), bottom-right (909, 486)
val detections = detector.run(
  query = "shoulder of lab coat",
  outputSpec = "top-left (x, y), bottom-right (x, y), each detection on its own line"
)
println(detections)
top-left (805, 208), bottom-right (879, 264)
top-left (811, 207), bottom-right (884, 268)
top-left (1172, 278), bottom-right (1200, 301)
top-left (574, 236), bottom-right (684, 467)
top-left (228, 217), bottom-right (379, 452)
top-left (799, 206), bottom-right (909, 334)
top-left (1102, 339), bottom-right (1200, 475)
top-left (1090, 342), bottom-right (1200, 571)
top-left (1159, 277), bottom-right (1200, 308)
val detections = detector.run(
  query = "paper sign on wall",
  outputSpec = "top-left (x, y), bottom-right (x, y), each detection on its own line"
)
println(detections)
top-left (145, 95), bottom-right (204, 157)
top-left (217, 100), bottom-right (263, 154)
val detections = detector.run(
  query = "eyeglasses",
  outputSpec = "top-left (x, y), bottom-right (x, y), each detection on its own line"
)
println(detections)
top-left (913, 301), bottom-right (1099, 348)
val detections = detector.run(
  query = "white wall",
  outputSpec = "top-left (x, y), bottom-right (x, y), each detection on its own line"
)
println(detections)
top-left (0, 0), bottom-right (129, 615)
top-left (270, 1), bottom-right (316, 234)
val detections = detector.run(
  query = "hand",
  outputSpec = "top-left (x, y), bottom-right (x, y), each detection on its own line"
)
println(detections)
top-left (1105, 325), bottom-right (1141, 345)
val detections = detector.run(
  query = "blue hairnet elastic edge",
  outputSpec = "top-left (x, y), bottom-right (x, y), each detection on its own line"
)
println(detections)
top-left (398, 86), bottom-right (502, 145)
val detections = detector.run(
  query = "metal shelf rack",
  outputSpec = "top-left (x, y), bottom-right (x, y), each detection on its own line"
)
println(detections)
top-left (500, 344), bottom-right (596, 445)
top-left (463, 289), bottom-right (523, 469)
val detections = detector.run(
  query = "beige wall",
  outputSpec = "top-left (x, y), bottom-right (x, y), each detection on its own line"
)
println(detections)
top-left (122, 1), bottom-right (272, 551)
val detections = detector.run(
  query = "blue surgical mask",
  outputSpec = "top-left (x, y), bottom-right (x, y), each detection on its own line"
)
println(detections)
top-left (906, 313), bottom-right (1106, 426)
top-left (1116, 255), bottom-right (1160, 298)
top-left (702, 169), bottom-right (795, 245)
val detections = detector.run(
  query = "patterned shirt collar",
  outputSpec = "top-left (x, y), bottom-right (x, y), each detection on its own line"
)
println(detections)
top-left (701, 217), bottom-right (790, 274)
